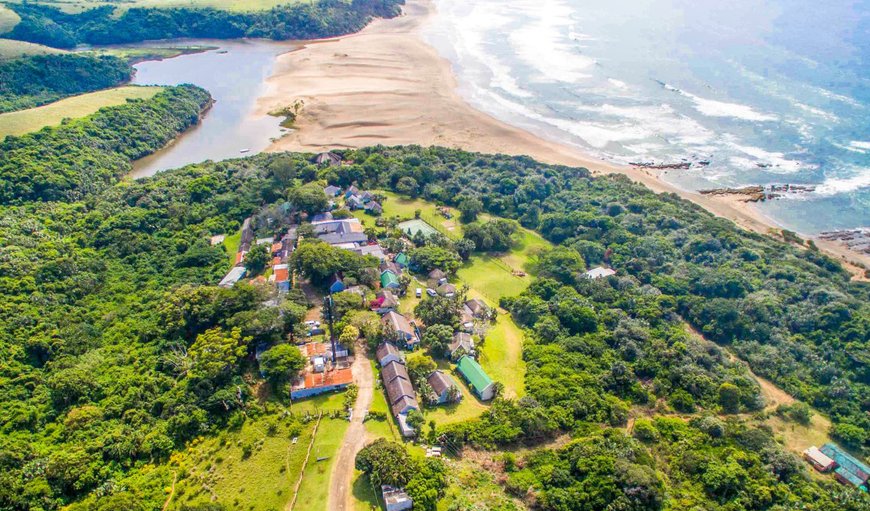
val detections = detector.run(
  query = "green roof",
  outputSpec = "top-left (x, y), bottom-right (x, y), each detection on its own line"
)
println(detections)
top-left (456, 356), bottom-right (493, 394)
top-left (395, 252), bottom-right (409, 265)
top-left (380, 270), bottom-right (400, 288)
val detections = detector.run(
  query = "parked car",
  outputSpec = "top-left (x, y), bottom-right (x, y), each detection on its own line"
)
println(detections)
top-left (415, 288), bottom-right (422, 298)
top-left (427, 288), bottom-right (437, 297)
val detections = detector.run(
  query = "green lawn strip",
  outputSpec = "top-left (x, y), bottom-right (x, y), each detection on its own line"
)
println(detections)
top-left (422, 358), bottom-right (489, 426)
top-left (477, 312), bottom-right (526, 399)
top-left (222, 231), bottom-right (241, 266)
top-left (293, 417), bottom-right (350, 511)
top-left (352, 470), bottom-right (381, 511)
top-left (0, 86), bottom-right (163, 138)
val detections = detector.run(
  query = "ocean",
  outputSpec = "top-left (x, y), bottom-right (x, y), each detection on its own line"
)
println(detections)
top-left (424, 0), bottom-right (870, 234)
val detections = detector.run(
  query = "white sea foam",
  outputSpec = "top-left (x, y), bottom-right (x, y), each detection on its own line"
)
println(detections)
top-left (847, 141), bottom-right (870, 153)
top-left (815, 168), bottom-right (870, 195)
top-left (607, 78), bottom-right (629, 89)
top-left (683, 91), bottom-right (778, 122)
top-left (726, 139), bottom-right (808, 173)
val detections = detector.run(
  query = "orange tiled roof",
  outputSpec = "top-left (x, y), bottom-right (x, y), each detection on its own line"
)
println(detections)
top-left (301, 342), bottom-right (328, 357)
top-left (274, 267), bottom-right (290, 282)
top-left (271, 242), bottom-right (283, 253)
top-left (304, 367), bottom-right (353, 388)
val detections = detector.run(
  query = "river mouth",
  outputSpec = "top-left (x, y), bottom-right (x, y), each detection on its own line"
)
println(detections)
top-left (127, 39), bottom-right (297, 179)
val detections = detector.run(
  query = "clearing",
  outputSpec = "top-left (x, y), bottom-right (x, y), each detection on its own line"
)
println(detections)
top-left (0, 38), bottom-right (64, 60)
top-left (0, 85), bottom-right (163, 138)
top-left (0, 5), bottom-right (20, 33)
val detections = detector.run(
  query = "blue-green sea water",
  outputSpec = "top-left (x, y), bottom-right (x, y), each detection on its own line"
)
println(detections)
top-left (425, 0), bottom-right (869, 234)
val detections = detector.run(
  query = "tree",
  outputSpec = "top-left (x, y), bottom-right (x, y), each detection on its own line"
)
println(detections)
top-left (339, 325), bottom-right (360, 346)
top-left (355, 439), bottom-right (416, 486)
top-left (536, 247), bottom-right (584, 284)
top-left (458, 197), bottom-right (483, 223)
top-left (454, 238), bottom-right (475, 260)
top-left (244, 243), bottom-right (269, 275)
top-left (406, 409), bottom-right (425, 433)
top-left (407, 354), bottom-right (437, 382)
top-left (287, 181), bottom-right (328, 216)
top-left (410, 245), bottom-right (461, 274)
top-left (718, 382), bottom-right (741, 414)
top-left (421, 324), bottom-right (453, 358)
top-left (396, 176), bottom-right (419, 197)
top-left (188, 327), bottom-right (250, 380)
top-left (414, 295), bottom-right (461, 327)
top-left (259, 344), bottom-right (305, 386)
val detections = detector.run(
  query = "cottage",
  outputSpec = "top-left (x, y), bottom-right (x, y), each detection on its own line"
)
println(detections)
top-left (820, 443), bottom-right (870, 488)
top-left (389, 390), bottom-right (418, 416)
top-left (803, 446), bottom-right (836, 472)
top-left (345, 185), bottom-right (360, 198)
top-left (394, 252), bottom-right (410, 268)
top-left (373, 290), bottom-right (399, 314)
top-left (381, 485), bottom-right (412, 511)
top-left (365, 201), bottom-right (383, 215)
top-left (313, 151), bottom-right (342, 166)
top-left (376, 342), bottom-right (404, 367)
top-left (428, 269), bottom-right (447, 282)
top-left (311, 212), bottom-right (334, 223)
top-left (219, 267), bottom-right (246, 288)
top-left (437, 283), bottom-right (456, 297)
top-left (427, 370), bottom-right (459, 405)
top-left (329, 275), bottom-right (346, 294)
top-left (290, 367), bottom-right (353, 400)
top-left (463, 298), bottom-right (489, 318)
top-left (382, 359), bottom-right (410, 384)
top-left (380, 270), bottom-right (401, 290)
top-left (448, 332), bottom-right (475, 361)
top-left (273, 264), bottom-right (290, 292)
top-left (354, 244), bottom-right (386, 260)
top-left (584, 266), bottom-right (617, 279)
top-left (346, 195), bottom-right (365, 210)
top-left (324, 185), bottom-right (342, 197)
top-left (360, 191), bottom-right (376, 203)
top-left (456, 356), bottom-right (495, 401)
top-left (382, 311), bottom-right (418, 348)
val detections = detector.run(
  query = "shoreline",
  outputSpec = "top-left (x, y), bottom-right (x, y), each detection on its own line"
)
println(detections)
top-left (256, 0), bottom-right (870, 275)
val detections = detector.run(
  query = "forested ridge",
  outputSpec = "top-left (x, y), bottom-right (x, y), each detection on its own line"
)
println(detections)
top-left (0, 84), bottom-right (212, 204)
top-left (0, 0), bottom-right (405, 48)
top-left (0, 144), bottom-right (868, 509)
top-left (0, 53), bottom-right (132, 113)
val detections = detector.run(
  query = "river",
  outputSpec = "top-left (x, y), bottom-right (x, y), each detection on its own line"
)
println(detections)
top-left (129, 39), bottom-right (295, 179)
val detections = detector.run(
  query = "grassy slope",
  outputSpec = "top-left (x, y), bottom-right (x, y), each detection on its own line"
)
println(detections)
top-left (0, 5), bottom-right (20, 33)
top-left (2, 0), bottom-right (303, 15)
top-left (0, 38), bottom-right (64, 60)
top-left (0, 86), bottom-right (162, 138)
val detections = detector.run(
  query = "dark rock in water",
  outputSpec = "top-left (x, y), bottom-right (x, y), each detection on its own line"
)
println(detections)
top-left (630, 161), bottom-right (692, 170)
top-left (818, 229), bottom-right (870, 255)
top-left (698, 160), bottom-right (711, 166)
top-left (700, 183), bottom-right (816, 202)
top-left (757, 163), bottom-right (772, 168)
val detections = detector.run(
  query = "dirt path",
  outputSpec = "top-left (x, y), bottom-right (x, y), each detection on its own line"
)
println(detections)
top-left (326, 343), bottom-right (375, 511)
top-left (161, 471), bottom-right (177, 511)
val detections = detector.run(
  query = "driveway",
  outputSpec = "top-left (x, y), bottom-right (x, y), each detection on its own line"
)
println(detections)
top-left (326, 342), bottom-right (375, 511)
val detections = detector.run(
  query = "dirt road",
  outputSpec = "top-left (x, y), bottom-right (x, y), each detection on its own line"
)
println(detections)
top-left (326, 344), bottom-right (375, 511)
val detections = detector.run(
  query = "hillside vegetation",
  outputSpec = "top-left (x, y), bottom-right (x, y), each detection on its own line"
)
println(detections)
top-left (0, 0), bottom-right (404, 48)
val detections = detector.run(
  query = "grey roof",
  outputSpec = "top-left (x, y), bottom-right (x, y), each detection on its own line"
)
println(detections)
top-left (382, 360), bottom-right (409, 384)
top-left (427, 370), bottom-right (454, 396)
top-left (464, 299), bottom-right (488, 317)
top-left (428, 269), bottom-right (446, 280)
top-left (390, 394), bottom-right (419, 416)
top-left (318, 232), bottom-right (368, 245)
top-left (584, 267), bottom-right (617, 279)
top-left (377, 290), bottom-right (399, 308)
top-left (386, 377), bottom-right (415, 405)
top-left (382, 311), bottom-right (414, 336)
top-left (449, 332), bottom-right (475, 354)
top-left (310, 212), bottom-right (333, 223)
top-left (314, 151), bottom-right (342, 166)
top-left (324, 185), bottom-right (341, 196)
top-left (376, 342), bottom-right (402, 364)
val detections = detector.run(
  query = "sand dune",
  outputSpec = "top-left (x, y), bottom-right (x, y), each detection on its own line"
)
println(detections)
top-left (257, 0), bottom-right (869, 274)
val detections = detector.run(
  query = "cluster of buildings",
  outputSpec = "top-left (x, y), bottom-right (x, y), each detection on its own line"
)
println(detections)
top-left (289, 341), bottom-right (353, 400)
top-left (376, 342), bottom-right (420, 437)
top-left (803, 443), bottom-right (870, 490)
top-left (326, 184), bottom-right (383, 215)
top-left (217, 216), bottom-right (297, 292)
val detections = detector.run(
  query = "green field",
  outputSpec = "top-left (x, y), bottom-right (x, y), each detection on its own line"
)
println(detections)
top-left (351, 190), bottom-right (462, 239)
top-left (0, 5), bottom-right (20, 33)
top-left (222, 231), bottom-right (241, 266)
top-left (0, 38), bottom-right (65, 60)
top-left (477, 313), bottom-right (526, 399)
top-left (294, 417), bottom-right (350, 511)
top-left (2, 0), bottom-right (304, 16)
top-left (0, 86), bottom-right (163, 138)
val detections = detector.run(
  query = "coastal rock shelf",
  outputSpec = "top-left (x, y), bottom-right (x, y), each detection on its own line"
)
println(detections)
top-left (700, 184), bottom-right (816, 202)
top-left (819, 229), bottom-right (870, 255)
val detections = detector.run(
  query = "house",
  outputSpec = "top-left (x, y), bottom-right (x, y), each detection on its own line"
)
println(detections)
top-left (345, 186), bottom-right (359, 199)
top-left (427, 370), bottom-right (459, 404)
top-left (382, 359), bottom-right (409, 384)
top-left (219, 267), bottom-right (246, 288)
top-left (437, 283), bottom-right (456, 297)
top-left (584, 266), bottom-right (617, 279)
top-left (394, 252), bottom-right (410, 268)
top-left (803, 446), bottom-right (836, 472)
top-left (329, 275), bottom-right (346, 294)
top-left (448, 332), bottom-right (475, 361)
top-left (428, 269), bottom-right (447, 283)
top-left (313, 151), bottom-right (342, 166)
top-left (209, 234), bottom-right (226, 245)
top-left (382, 311), bottom-right (418, 348)
top-left (820, 443), bottom-right (870, 488)
top-left (380, 270), bottom-right (401, 290)
top-left (346, 195), bottom-right (365, 210)
top-left (315, 219), bottom-right (368, 246)
top-left (256, 236), bottom-right (275, 246)
top-left (365, 201), bottom-right (383, 215)
top-left (382, 485), bottom-right (412, 511)
top-left (463, 298), bottom-right (489, 318)
top-left (376, 342), bottom-right (404, 367)
top-left (373, 290), bottom-right (399, 314)
top-left (273, 264), bottom-right (290, 292)
top-left (354, 244), bottom-right (386, 261)
top-left (324, 185), bottom-right (342, 197)
top-left (360, 191), bottom-right (376, 203)
top-left (311, 212), bottom-right (334, 223)
top-left (382, 359), bottom-right (419, 436)
top-left (456, 356), bottom-right (496, 401)
top-left (380, 261), bottom-right (402, 276)
top-left (290, 367), bottom-right (353, 399)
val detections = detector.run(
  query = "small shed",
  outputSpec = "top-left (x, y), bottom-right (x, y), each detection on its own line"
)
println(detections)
top-left (380, 270), bottom-right (400, 290)
top-left (382, 485), bottom-right (413, 511)
top-left (456, 356), bottom-right (495, 401)
top-left (803, 446), bottom-right (836, 472)
top-left (329, 275), bottom-right (345, 294)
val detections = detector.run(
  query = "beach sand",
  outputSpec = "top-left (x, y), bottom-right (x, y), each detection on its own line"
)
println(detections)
top-left (257, 0), bottom-right (869, 274)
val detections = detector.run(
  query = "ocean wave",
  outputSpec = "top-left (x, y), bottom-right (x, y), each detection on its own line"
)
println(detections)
top-left (815, 168), bottom-right (870, 195)
top-left (725, 139), bottom-right (808, 173)
top-left (656, 80), bottom-right (778, 122)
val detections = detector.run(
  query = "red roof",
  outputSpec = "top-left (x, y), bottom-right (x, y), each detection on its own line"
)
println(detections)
top-left (304, 368), bottom-right (353, 388)
top-left (235, 251), bottom-right (246, 265)
top-left (300, 342), bottom-right (328, 357)
top-left (271, 242), bottom-right (283, 254)
top-left (274, 267), bottom-right (290, 282)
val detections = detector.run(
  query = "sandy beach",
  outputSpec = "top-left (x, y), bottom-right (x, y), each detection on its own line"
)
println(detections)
top-left (257, 0), bottom-right (869, 274)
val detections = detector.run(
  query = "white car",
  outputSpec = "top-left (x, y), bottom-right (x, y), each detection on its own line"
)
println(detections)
top-left (426, 288), bottom-right (437, 297)
top-left (304, 320), bottom-right (316, 326)
top-left (415, 288), bottom-right (422, 298)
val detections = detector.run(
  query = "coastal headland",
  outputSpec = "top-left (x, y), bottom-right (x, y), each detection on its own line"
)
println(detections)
top-left (257, 0), bottom-right (870, 274)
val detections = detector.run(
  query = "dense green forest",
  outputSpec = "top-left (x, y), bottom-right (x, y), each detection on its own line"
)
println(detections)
top-left (0, 0), bottom-right (404, 48)
top-left (0, 53), bottom-right (132, 113)
top-left (1, 141), bottom-right (869, 509)
top-left (0, 84), bottom-right (211, 204)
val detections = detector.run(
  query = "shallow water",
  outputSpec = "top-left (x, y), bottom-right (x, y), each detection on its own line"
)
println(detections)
top-left (424, 0), bottom-right (870, 234)
top-left (129, 39), bottom-right (295, 179)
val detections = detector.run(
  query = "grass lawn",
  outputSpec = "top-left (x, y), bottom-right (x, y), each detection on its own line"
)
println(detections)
top-left (352, 470), bottom-right (381, 511)
top-left (0, 38), bottom-right (65, 61)
top-left (294, 417), bottom-right (350, 511)
top-left (0, 85), bottom-right (163, 138)
top-left (0, 5), bottom-right (20, 33)
top-left (352, 190), bottom-right (461, 239)
top-left (478, 314), bottom-right (526, 399)
top-left (222, 231), bottom-right (241, 267)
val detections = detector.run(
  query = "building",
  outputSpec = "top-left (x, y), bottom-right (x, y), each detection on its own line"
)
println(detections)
top-left (290, 367), bottom-right (353, 400)
top-left (329, 275), bottom-right (345, 294)
top-left (380, 270), bottom-right (401, 290)
top-left (376, 342), bottom-right (403, 367)
top-left (219, 267), bottom-right (246, 288)
top-left (324, 185), bottom-right (342, 197)
top-left (382, 359), bottom-right (409, 384)
top-left (365, 201), bottom-right (383, 215)
top-left (584, 266), bottom-right (617, 279)
top-left (311, 212), bottom-right (334, 223)
top-left (803, 446), bottom-right (836, 472)
top-left (273, 264), bottom-right (290, 292)
top-left (345, 185), bottom-right (359, 198)
top-left (428, 269), bottom-right (447, 282)
top-left (381, 485), bottom-right (412, 511)
top-left (448, 332), bottom-right (475, 361)
top-left (381, 358), bottom-right (418, 437)
top-left (347, 195), bottom-right (364, 210)
top-left (437, 283), bottom-right (456, 297)
top-left (456, 356), bottom-right (496, 401)
top-left (463, 298), bottom-right (489, 318)
top-left (354, 244), bottom-right (386, 261)
top-left (428, 370), bottom-right (459, 404)
top-left (373, 290), bottom-right (399, 314)
top-left (394, 252), bottom-right (410, 268)
top-left (820, 443), bottom-right (870, 488)
top-left (313, 151), bottom-right (342, 166)
top-left (382, 311), bottom-right (418, 348)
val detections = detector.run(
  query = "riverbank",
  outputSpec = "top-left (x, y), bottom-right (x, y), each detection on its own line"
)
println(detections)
top-left (256, 0), bottom-right (870, 274)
